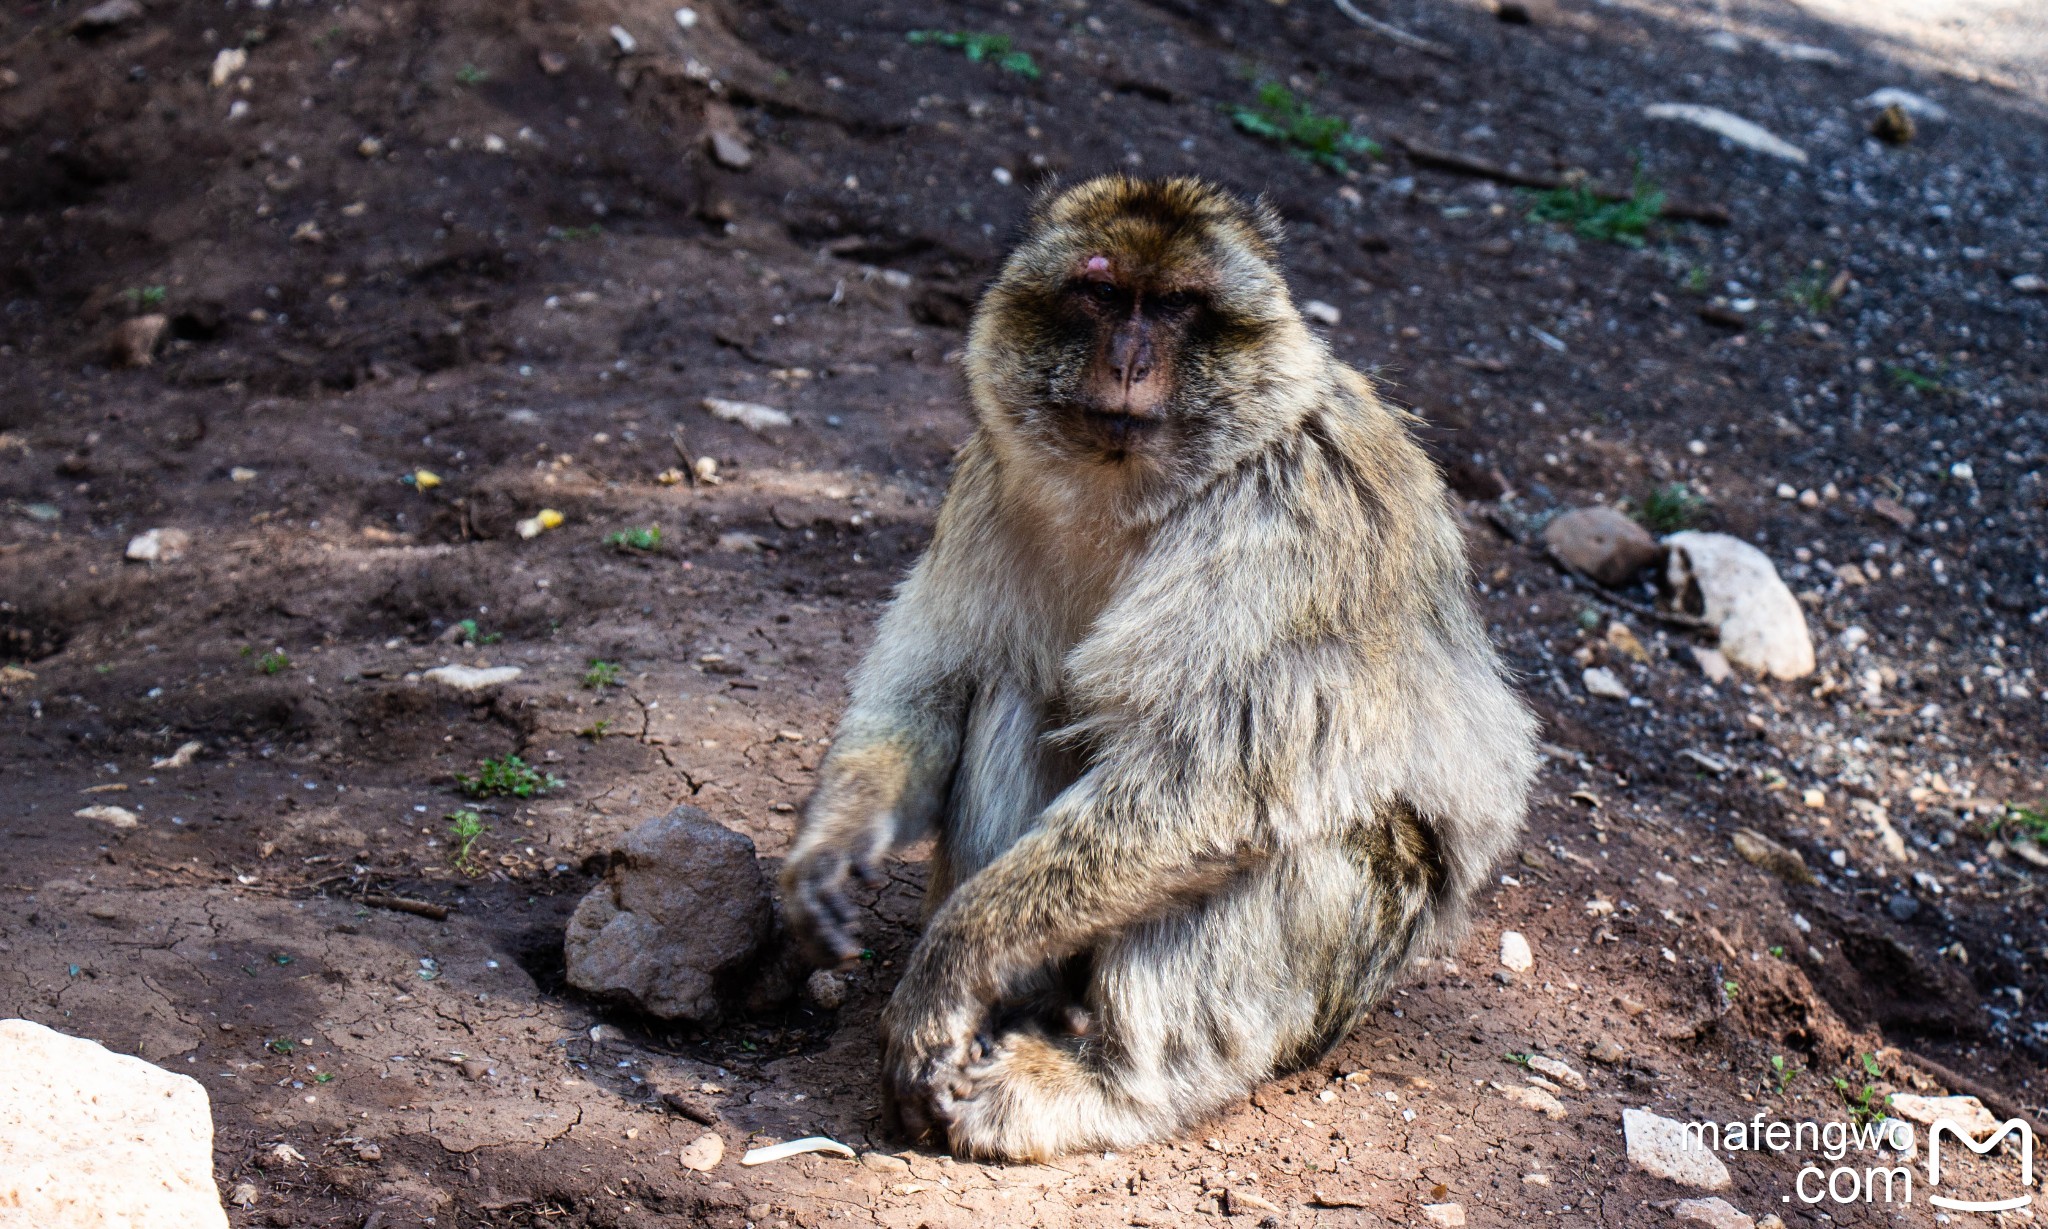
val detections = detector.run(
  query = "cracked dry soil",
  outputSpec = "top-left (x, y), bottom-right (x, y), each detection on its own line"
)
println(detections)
top-left (2, 0), bottom-right (2045, 1225)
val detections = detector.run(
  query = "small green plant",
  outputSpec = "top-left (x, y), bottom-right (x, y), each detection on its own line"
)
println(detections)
top-left (1504, 1051), bottom-right (1533, 1068)
top-left (577, 718), bottom-right (613, 741)
top-left (1528, 175), bottom-right (1665, 248)
top-left (604, 525), bottom-right (662, 553)
top-left (450, 618), bottom-right (501, 646)
top-left (455, 63), bottom-right (488, 86)
top-left (1834, 1053), bottom-right (1888, 1126)
top-left (1768, 945), bottom-right (1787, 959)
top-left (1722, 979), bottom-right (1741, 999)
top-left (1637, 483), bottom-right (1704, 534)
top-left (122, 285), bottom-right (168, 309)
top-left (314, 1071), bottom-right (335, 1084)
top-left (905, 30), bottom-right (1041, 79)
top-left (456, 754), bottom-right (562, 799)
top-left (1768, 1054), bottom-right (1799, 1095)
top-left (1782, 269), bottom-right (1841, 315)
top-left (1682, 265), bottom-right (1712, 293)
top-left (447, 808), bottom-right (488, 874)
top-left (582, 659), bottom-right (622, 689)
top-left (256, 649), bottom-right (290, 675)
top-left (1230, 82), bottom-right (1380, 173)
top-left (550, 224), bottom-right (605, 241)
top-left (1885, 363), bottom-right (1944, 394)
top-left (1999, 803), bottom-right (2048, 845)
top-left (267, 1037), bottom-right (296, 1055)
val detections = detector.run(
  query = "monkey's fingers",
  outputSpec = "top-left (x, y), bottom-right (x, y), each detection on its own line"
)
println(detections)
top-left (789, 855), bottom-right (868, 967)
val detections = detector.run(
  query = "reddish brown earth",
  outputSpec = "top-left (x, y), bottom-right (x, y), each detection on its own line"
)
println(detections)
top-left (2, 0), bottom-right (2045, 1225)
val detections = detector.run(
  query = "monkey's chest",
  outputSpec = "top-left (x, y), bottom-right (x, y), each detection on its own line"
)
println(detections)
top-left (943, 679), bottom-right (1085, 881)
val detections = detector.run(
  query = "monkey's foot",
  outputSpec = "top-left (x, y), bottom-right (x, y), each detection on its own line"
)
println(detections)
top-left (934, 1031), bottom-right (1148, 1162)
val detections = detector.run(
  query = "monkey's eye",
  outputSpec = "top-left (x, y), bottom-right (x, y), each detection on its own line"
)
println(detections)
top-left (1154, 289), bottom-right (1199, 312)
top-left (1082, 280), bottom-right (1120, 304)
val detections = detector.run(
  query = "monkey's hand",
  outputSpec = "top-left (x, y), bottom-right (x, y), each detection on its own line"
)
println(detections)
top-left (780, 834), bottom-right (882, 969)
top-left (877, 960), bottom-right (985, 1145)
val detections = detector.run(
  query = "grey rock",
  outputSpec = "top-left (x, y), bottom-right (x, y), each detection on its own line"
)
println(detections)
top-left (73, 0), bottom-right (143, 33)
top-left (1885, 892), bottom-right (1919, 922)
top-left (1544, 506), bottom-right (1664, 587)
top-left (564, 806), bottom-right (776, 1022)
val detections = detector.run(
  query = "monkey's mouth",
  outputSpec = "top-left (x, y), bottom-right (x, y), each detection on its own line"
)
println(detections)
top-left (1075, 408), bottom-right (1163, 451)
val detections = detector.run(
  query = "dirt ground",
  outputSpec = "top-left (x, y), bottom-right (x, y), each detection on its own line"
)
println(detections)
top-left (3, 0), bottom-right (2046, 1224)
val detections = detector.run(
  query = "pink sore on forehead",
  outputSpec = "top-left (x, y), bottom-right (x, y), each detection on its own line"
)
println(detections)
top-left (1085, 255), bottom-right (1110, 273)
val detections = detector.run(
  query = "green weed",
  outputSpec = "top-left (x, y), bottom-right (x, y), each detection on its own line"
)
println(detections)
top-left (1682, 265), bottom-right (1712, 294)
top-left (905, 30), bottom-right (1041, 79)
top-left (604, 525), bottom-right (662, 553)
top-left (122, 285), bottom-right (168, 309)
top-left (1230, 82), bottom-right (1380, 174)
top-left (1998, 802), bottom-right (2048, 845)
top-left (447, 808), bottom-right (488, 875)
top-left (455, 63), bottom-right (488, 87)
top-left (1782, 269), bottom-right (1841, 315)
top-left (1768, 1054), bottom-right (1799, 1095)
top-left (582, 659), bottom-right (622, 689)
top-left (256, 649), bottom-right (290, 675)
top-left (1885, 363), bottom-right (1944, 394)
top-left (456, 755), bottom-right (562, 799)
top-left (550, 224), bottom-right (605, 242)
top-left (1637, 483), bottom-right (1703, 534)
top-left (1528, 175), bottom-right (1665, 248)
top-left (1833, 1053), bottom-right (1888, 1126)
top-left (450, 618), bottom-right (501, 646)
top-left (577, 718), bottom-right (612, 741)
top-left (267, 1037), bottom-right (296, 1055)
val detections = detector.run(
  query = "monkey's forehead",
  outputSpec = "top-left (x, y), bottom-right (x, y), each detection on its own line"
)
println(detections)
top-left (1036, 175), bottom-right (1276, 263)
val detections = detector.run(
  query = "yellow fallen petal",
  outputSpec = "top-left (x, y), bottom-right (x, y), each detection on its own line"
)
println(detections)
top-left (413, 469), bottom-right (442, 490)
top-left (537, 508), bottom-right (564, 529)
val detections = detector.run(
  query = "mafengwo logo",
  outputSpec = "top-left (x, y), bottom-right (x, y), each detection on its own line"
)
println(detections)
top-left (1925, 1117), bottom-right (2033, 1213)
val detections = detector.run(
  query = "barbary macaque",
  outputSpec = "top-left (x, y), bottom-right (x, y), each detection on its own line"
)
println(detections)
top-left (782, 175), bottom-right (1537, 1160)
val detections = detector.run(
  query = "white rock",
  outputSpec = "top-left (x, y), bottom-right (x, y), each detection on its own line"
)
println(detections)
top-left (1643, 104), bottom-right (1807, 164)
top-left (209, 47), bottom-right (247, 89)
top-left (229, 466), bottom-right (258, 482)
top-left (2012, 273), bottom-right (2047, 295)
top-left (1888, 1093), bottom-right (2001, 1139)
top-left (1527, 1055), bottom-right (1587, 1090)
top-left (1582, 667), bottom-right (1630, 700)
top-left (715, 531), bottom-right (766, 553)
top-left (1302, 299), bottom-right (1341, 326)
top-left (422, 665), bottom-right (523, 692)
top-left (1420, 1203), bottom-right (1466, 1228)
top-left (805, 969), bottom-right (846, 1010)
top-left (1624, 1107), bottom-right (1731, 1190)
top-left (0, 1019), bottom-right (229, 1228)
top-left (1759, 39), bottom-right (1844, 66)
top-left (1673, 1196), bottom-right (1755, 1229)
top-left (1702, 31), bottom-right (1743, 53)
top-left (124, 527), bottom-right (192, 563)
top-left (609, 24), bottom-right (637, 53)
top-left (678, 1132), bottom-right (724, 1171)
top-left (1856, 88), bottom-right (1948, 122)
top-left (1500, 930), bottom-right (1533, 973)
top-left (152, 741), bottom-right (204, 770)
top-left (673, 6), bottom-right (698, 29)
top-left (1691, 646), bottom-right (1732, 683)
top-left (1664, 532), bottom-right (1814, 680)
top-left (1493, 1081), bottom-right (1566, 1119)
top-left (707, 129), bottom-right (753, 170)
top-left (703, 397), bottom-right (792, 435)
top-left (76, 805), bottom-right (139, 829)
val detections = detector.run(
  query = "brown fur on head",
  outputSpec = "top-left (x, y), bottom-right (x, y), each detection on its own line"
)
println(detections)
top-left (964, 176), bottom-right (1322, 514)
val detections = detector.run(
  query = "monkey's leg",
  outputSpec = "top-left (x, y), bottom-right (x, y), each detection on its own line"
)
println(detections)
top-left (936, 839), bottom-right (1439, 1161)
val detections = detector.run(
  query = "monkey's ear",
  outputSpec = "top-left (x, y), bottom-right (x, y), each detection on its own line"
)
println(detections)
top-left (1023, 175), bottom-right (1068, 234)
top-left (1247, 194), bottom-right (1287, 255)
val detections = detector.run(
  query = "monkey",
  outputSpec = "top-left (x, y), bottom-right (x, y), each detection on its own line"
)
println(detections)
top-left (780, 175), bottom-right (1537, 1162)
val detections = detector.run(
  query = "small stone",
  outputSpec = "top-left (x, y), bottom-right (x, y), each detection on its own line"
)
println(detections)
top-left (152, 741), bottom-right (203, 770)
top-left (538, 49), bottom-right (569, 74)
top-left (230, 466), bottom-right (258, 482)
top-left (72, 0), bottom-right (143, 33)
top-left (1587, 1036), bottom-right (1625, 1065)
top-left (1885, 893), bottom-right (1919, 923)
top-left (1870, 495), bottom-right (1917, 528)
top-left (708, 129), bottom-right (754, 170)
top-left (459, 1059), bottom-right (489, 1081)
top-left (1605, 622), bottom-right (1650, 664)
top-left (228, 1183), bottom-right (258, 1208)
top-left (1227, 1189), bottom-right (1282, 1215)
top-left (716, 531), bottom-right (767, 553)
top-left (1582, 667), bottom-right (1630, 700)
top-left (609, 23), bottom-right (637, 53)
top-left (703, 397), bottom-right (792, 435)
top-left (209, 47), bottom-right (247, 89)
top-left (1493, 1081), bottom-right (1566, 1119)
top-left (1420, 1202), bottom-right (1466, 1227)
top-left (674, 7), bottom-right (698, 29)
top-left (659, 1090), bottom-right (720, 1124)
top-left (678, 1132), bottom-right (725, 1172)
top-left (1672, 1196), bottom-right (1754, 1229)
top-left (1731, 829), bottom-right (1814, 885)
top-left (1499, 931), bottom-right (1533, 973)
top-left (1302, 299), bottom-right (1341, 326)
top-left (1870, 103), bottom-right (1915, 145)
top-left (76, 805), bottom-right (139, 829)
top-left (860, 1152), bottom-right (911, 1173)
top-left (421, 665), bottom-right (522, 692)
top-left (2011, 273), bottom-right (2047, 295)
top-left (1543, 506), bottom-right (1664, 587)
top-left (1623, 1107), bottom-right (1731, 1190)
top-left (1526, 1055), bottom-right (1586, 1090)
top-left (109, 313), bottom-right (168, 367)
top-left (1888, 1093), bottom-right (2000, 1138)
top-left (805, 969), bottom-right (846, 1010)
top-left (1802, 788), bottom-right (1826, 809)
top-left (1664, 532), bottom-right (1814, 680)
top-left (125, 527), bottom-right (192, 563)
top-left (1857, 87), bottom-right (1949, 123)
top-left (1690, 645), bottom-right (1732, 683)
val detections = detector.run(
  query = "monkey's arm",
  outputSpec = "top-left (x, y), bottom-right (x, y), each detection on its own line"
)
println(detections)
top-left (780, 447), bottom-right (1013, 966)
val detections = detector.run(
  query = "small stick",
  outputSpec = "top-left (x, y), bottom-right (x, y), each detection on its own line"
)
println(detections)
top-left (1392, 137), bottom-right (1733, 225)
top-left (1331, 0), bottom-right (1459, 62)
top-left (361, 893), bottom-right (451, 920)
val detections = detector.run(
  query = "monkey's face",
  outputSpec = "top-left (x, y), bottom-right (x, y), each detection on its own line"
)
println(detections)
top-left (967, 177), bottom-right (1311, 487)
